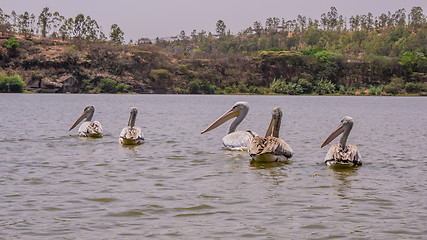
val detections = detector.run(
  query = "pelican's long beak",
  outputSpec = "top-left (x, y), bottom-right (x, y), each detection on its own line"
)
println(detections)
top-left (128, 108), bottom-right (137, 128)
top-left (264, 116), bottom-right (274, 138)
top-left (128, 112), bottom-right (133, 127)
top-left (321, 123), bottom-right (345, 148)
top-left (201, 107), bottom-right (240, 134)
top-left (69, 111), bottom-right (88, 131)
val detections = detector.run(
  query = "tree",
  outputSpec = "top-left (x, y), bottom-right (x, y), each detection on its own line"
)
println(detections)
top-left (394, 8), bottom-right (406, 26)
top-left (327, 6), bottom-right (338, 30)
top-left (59, 17), bottom-right (73, 40)
top-left (0, 8), bottom-right (10, 25)
top-left (265, 17), bottom-right (280, 33)
top-left (37, 7), bottom-right (52, 37)
top-left (216, 19), bottom-right (226, 36)
top-left (10, 11), bottom-right (18, 32)
top-left (73, 14), bottom-right (85, 39)
top-left (377, 13), bottom-right (388, 28)
top-left (84, 16), bottom-right (101, 40)
top-left (110, 23), bottom-right (124, 44)
top-left (179, 30), bottom-right (186, 40)
top-left (50, 12), bottom-right (64, 38)
top-left (18, 12), bottom-right (31, 38)
top-left (408, 6), bottom-right (426, 30)
top-left (253, 21), bottom-right (263, 35)
top-left (297, 15), bottom-right (307, 32)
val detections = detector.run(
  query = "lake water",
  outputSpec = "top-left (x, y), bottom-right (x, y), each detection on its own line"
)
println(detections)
top-left (0, 94), bottom-right (426, 239)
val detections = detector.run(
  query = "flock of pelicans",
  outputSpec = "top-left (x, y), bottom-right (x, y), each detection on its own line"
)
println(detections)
top-left (69, 102), bottom-right (362, 167)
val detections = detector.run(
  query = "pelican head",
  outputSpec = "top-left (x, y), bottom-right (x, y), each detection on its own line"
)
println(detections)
top-left (265, 107), bottom-right (282, 138)
top-left (321, 116), bottom-right (354, 148)
top-left (69, 105), bottom-right (96, 131)
top-left (201, 101), bottom-right (249, 134)
top-left (128, 107), bottom-right (138, 128)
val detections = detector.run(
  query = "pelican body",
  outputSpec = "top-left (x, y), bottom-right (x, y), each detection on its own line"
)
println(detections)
top-left (321, 116), bottom-right (362, 166)
top-left (201, 102), bottom-right (257, 151)
top-left (69, 105), bottom-right (103, 138)
top-left (249, 107), bottom-right (293, 162)
top-left (119, 107), bottom-right (144, 145)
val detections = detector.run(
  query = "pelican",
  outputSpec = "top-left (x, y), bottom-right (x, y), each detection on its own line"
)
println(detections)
top-left (119, 107), bottom-right (144, 145)
top-left (321, 116), bottom-right (362, 166)
top-left (201, 101), bottom-right (257, 151)
top-left (248, 107), bottom-right (293, 162)
top-left (69, 105), bottom-right (103, 137)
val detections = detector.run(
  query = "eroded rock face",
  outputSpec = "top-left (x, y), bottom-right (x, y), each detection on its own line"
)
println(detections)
top-left (37, 75), bottom-right (79, 93)
top-left (60, 75), bottom-right (79, 93)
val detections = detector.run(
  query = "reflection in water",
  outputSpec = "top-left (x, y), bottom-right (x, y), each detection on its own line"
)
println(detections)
top-left (330, 165), bottom-right (360, 198)
top-left (250, 161), bottom-right (290, 185)
top-left (249, 160), bottom-right (290, 170)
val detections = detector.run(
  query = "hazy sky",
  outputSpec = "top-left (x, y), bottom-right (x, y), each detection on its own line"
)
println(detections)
top-left (1, 0), bottom-right (426, 41)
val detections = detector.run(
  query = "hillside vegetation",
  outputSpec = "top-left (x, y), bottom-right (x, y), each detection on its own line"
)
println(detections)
top-left (0, 6), bottom-right (426, 95)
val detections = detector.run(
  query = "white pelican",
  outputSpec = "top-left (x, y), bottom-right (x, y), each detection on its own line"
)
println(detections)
top-left (119, 107), bottom-right (144, 145)
top-left (201, 101), bottom-right (257, 151)
top-left (69, 105), bottom-right (103, 138)
top-left (321, 116), bottom-right (362, 166)
top-left (249, 107), bottom-right (293, 162)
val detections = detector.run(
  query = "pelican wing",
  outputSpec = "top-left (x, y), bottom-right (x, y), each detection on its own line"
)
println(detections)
top-left (262, 136), bottom-right (293, 158)
top-left (249, 136), bottom-right (293, 160)
top-left (78, 121), bottom-right (103, 137)
top-left (345, 144), bottom-right (362, 164)
top-left (223, 130), bottom-right (257, 151)
top-left (248, 136), bottom-right (264, 155)
top-left (324, 142), bottom-right (340, 162)
top-left (324, 143), bottom-right (362, 165)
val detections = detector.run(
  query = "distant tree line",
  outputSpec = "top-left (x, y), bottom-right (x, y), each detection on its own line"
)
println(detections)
top-left (161, 6), bottom-right (426, 56)
top-left (0, 7), bottom-right (124, 44)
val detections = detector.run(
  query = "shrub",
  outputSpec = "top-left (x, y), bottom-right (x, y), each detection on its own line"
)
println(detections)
top-left (270, 77), bottom-right (313, 95)
top-left (369, 85), bottom-right (384, 95)
top-left (4, 37), bottom-right (20, 51)
top-left (99, 78), bottom-right (118, 93)
top-left (270, 78), bottom-right (286, 93)
top-left (0, 73), bottom-right (26, 93)
top-left (399, 51), bottom-right (426, 74)
top-left (187, 79), bottom-right (202, 94)
top-left (384, 77), bottom-right (404, 94)
top-left (346, 87), bottom-right (356, 95)
top-left (115, 82), bottom-right (130, 93)
top-left (338, 85), bottom-right (346, 94)
top-left (297, 78), bottom-right (313, 94)
top-left (384, 84), bottom-right (399, 94)
top-left (149, 69), bottom-right (172, 80)
top-left (314, 79), bottom-right (336, 95)
top-left (405, 82), bottom-right (426, 93)
top-left (80, 79), bottom-right (92, 93)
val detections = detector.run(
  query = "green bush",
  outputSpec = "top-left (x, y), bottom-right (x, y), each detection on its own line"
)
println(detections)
top-left (149, 69), bottom-right (172, 80)
top-left (404, 82), bottom-right (426, 93)
top-left (338, 85), bottom-right (346, 94)
top-left (369, 85), bottom-right (384, 95)
top-left (314, 79), bottom-right (336, 95)
top-left (384, 77), bottom-right (404, 94)
top-left (200, 80), bottom-right (217, 94)
top-left (4, 37), bottom-right (20, 51)
top-left (187, 79), bottom-right (202, 94)
top-left (99, 78), bottom-right (118, 93)
top-left (383, 84), bottom-right (399, 94)
top-left (297, 78), bottom-right (313, 94)
top-left (80, 79), bottom-right (92, 93)
top-left (270, 77), bottom-right (314, 95)
top-left (0, 73), bottom-right (26, 93)
top-left (116, 82), bottom-right (130, 93)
